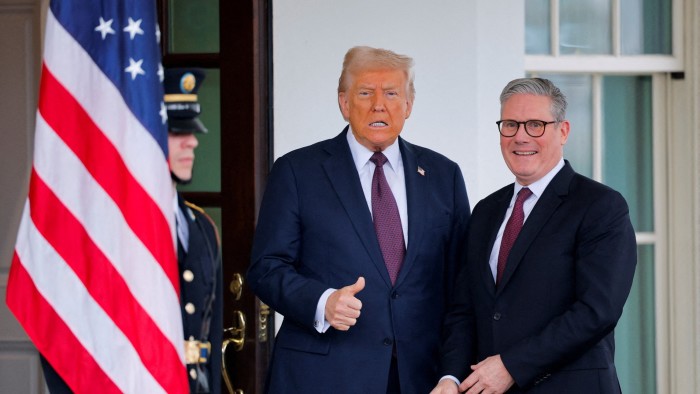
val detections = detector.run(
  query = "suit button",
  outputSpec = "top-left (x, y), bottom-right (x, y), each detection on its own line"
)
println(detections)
top-left (189, 367), bottom-right (197, 380)
top-left (185, 302), bottom-right (196, 314)
top-left (391, 291), bottom-right (399, 299)
top-left (183, 270), bottom-right (194, 282)
top-left (493, 312), bottom-right (501, 321)
top-left (383, 338), bottom-right (393, 346)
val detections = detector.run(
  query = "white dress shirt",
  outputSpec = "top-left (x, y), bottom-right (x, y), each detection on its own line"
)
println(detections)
top-left (488, 158), bottom-right (565, 281)
top-left (314, 129), bottom-right (408, 333)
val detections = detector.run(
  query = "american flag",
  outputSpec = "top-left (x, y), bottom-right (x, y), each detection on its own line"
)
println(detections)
top-left (6, 1), bottom-right (188, 392)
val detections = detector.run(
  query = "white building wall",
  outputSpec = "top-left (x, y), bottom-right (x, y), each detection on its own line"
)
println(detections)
top-left (272, 0), bottom-right (524, 204)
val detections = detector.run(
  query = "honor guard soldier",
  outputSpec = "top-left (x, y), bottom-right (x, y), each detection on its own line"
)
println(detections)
top-left (166, 68), bottom-right (223, 394)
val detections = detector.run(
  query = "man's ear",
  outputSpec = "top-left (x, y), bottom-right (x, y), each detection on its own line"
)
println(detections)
top-left (338, 92), bottom-right (350, 121)
top-left (559, 120), bottom-right (571, 145)
top-left (405, 99), bottom-right (413, 119)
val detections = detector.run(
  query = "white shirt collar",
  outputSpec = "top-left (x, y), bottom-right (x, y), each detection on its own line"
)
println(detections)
top-left (346, 127), bottom-right (401, 171)
top-left (513, 158), bottom-right (565, 199)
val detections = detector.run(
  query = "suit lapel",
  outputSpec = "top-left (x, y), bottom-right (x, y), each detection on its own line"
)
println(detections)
top-left (496, 163), bottom-right (574, 293)
top-left (322, 129), bottom-right (392, 287)
top-left (479, 190), bottom-right (512, 297)
top-left (394, 139), bottom-right (427, 287)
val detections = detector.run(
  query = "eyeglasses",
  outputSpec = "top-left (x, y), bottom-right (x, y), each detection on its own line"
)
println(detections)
top-left (496, 119), bottom-right (559, 138)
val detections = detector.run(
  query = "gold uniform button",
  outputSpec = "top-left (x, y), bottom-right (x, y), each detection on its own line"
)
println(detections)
top-left (185, 302), bottom-right (196, 314)
top-left (183, 270), bottom-right (194, 282)
top-left (189, 368), bottom-right (197, 380)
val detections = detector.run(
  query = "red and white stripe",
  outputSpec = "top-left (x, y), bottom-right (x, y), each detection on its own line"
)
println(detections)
top-left (7, 9), bottom-right (187, 394)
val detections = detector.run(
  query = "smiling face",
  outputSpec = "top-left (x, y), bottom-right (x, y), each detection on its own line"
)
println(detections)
top-left (500, 93), bottom-right (570, 186)
top-left (339, 68), bottom-right (413, 152)
top-left (168, 132), bottom-right (199, 182)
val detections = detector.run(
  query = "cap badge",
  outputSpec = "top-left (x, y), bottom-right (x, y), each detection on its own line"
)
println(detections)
top-left (179, 72), bottom-right (197, 94)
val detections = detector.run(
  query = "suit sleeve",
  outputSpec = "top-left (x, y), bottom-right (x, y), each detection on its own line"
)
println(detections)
top-left (436, 164), bottom-right (474, 380)
top-left (444, 164), bottom-right (471, 299)
top-left (501, 190), bottom-right (637, 387)
top-left (439, 206), bottom-right (477, 381)
top-left (246, 155), bottom-right (329, 330)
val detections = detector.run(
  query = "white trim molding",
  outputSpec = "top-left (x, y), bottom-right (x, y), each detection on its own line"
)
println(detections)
top-left (665, 0), bottom-right (700, 390)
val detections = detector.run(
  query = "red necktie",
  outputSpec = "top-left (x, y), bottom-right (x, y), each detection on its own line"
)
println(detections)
top-left (370, 152), bottom-right (405, 285)
top-left (496, 187), bottom-right (532, 285)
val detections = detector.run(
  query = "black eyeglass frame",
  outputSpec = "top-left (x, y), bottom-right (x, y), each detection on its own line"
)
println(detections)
top-left (496, 119), bottom-right (559, 138)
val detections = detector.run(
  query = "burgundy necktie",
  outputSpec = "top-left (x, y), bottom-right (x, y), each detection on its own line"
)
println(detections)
top-left (496, 187), bottom-right (532, 285)
top-left (370, 152), bottom-right (406, 285)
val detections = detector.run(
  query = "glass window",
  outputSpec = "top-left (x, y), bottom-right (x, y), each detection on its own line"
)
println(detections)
top-left (620, 0), bottom-right (672, 55)
top-left (168, 0), bottom-right (220, 53)
top-left (525, 0), bottom-right (681, 58)
top-left (602, 76), bottom-right (654, 232)
top-left (178, 69), bottom-right (221, 193)
top-left (615, 244), bottom-right (656, 394)
top-left (560, 0), bottom-right (612, 55)
top-left (525, 0), bottom-right (551, 55)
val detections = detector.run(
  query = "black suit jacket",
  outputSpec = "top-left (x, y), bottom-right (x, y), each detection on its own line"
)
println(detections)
top-left (247, 129), bottom-right (470, 393)
top-left (440, 161), bottom-right (636, 393)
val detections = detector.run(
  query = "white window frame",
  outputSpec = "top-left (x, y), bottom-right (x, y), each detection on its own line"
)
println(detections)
top-left (525, 0), bottom-right (684, 73)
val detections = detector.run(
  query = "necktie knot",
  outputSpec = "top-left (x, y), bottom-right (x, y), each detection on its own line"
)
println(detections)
top-left (370, 151), bottom-right (388, 167)
top-left (515, 187), bottom-right (533, 205)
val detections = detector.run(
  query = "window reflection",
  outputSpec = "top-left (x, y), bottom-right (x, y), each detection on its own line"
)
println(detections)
top-left (560, 0), bottom-right (612, 55)
top-left (620, 0), bottom-right (672, 54)
top-left (525, 0), bottom-right (551, 54)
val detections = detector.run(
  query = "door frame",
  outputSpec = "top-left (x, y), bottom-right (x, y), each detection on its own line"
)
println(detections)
top-left (158, 0), bottom-right (273, 392)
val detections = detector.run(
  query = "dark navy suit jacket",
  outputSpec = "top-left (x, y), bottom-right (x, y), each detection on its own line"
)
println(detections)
top-left (440, 161), bottom-right (637, 393)
top-left (247, 129), bottom-right (471, 393)
top-left (177, 196), bottom-right (222, 394)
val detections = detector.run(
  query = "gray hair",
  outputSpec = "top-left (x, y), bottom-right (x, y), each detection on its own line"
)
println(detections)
top-left (499, 78), bottom-right (567, 121)
top-left (338, 46), bottom-right (416, 102)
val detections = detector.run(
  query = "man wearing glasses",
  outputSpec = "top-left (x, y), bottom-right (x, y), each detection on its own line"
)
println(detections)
top-left (432, 78), bottom-right (637, 393)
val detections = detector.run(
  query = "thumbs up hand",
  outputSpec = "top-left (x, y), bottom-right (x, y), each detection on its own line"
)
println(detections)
top-left (325, 277), bottom-right (365, 331)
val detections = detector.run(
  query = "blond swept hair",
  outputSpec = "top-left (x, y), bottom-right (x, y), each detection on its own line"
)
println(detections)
top-left (337, 46), bottom-right (416, 102)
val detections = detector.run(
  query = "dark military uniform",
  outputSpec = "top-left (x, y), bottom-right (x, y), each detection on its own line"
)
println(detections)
top-left (168, 67), bottom-right (223, 393)
top-left (177, 195), bottom-right (223, 394)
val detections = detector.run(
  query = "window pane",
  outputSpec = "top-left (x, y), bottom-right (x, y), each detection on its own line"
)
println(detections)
top-left (560, 0), bottom-right (612, 55)
top-left (538, 74), bottom-right (593, 177)
top-left (525, 0), bottom-right (551, 54)
top-left (616, 244), bottom-right (656, 394)
top-left (620, 0), bottom-right (672, 55)
top-left (168, 0), bottom-right (219, 53)
top-left (602, 76), bottom-right (653, 232)
top-left (178, 69), bottom-right (221, 193)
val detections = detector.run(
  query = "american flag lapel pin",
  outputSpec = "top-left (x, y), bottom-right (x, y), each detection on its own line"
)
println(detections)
top-left (417, 166), bottom-right (425, 176)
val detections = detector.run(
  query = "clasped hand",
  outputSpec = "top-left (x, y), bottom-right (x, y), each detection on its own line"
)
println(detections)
top-left (429, 355), bottom-right (515, 394)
